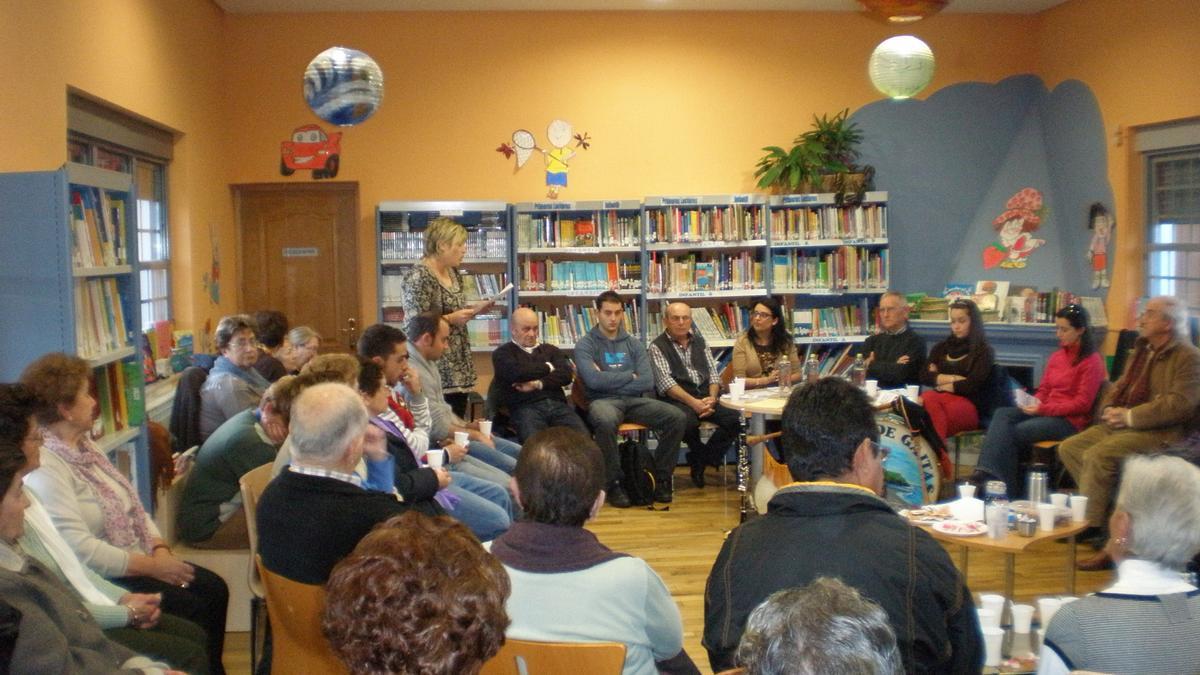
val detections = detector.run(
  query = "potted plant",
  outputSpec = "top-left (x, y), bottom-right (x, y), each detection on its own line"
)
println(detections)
top-left (754, 109), bottom-right (873, 203)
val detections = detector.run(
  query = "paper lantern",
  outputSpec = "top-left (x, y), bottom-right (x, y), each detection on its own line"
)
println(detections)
top-left (303, 46), bottom-right (384, 126)
top-left (868, 35), bottom-right (935, 99)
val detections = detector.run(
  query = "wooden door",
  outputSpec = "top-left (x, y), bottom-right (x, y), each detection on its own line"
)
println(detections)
top-left (233, 183), bottom-right (360, 353)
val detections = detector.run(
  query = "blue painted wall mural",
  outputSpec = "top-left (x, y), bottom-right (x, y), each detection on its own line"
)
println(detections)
top-left (850, 75), bottom-right (1114, 300)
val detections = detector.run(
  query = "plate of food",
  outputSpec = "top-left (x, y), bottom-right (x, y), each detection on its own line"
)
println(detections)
top-left (900, 505), bottom-right (952, 523)
top-left (931, 520), bottom-right (988, 537)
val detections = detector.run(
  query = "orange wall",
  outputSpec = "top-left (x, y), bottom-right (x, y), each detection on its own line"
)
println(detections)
top-left (222, 11), bottom-right (1039, 323)
top-left (0, 0), bottom-right (233, 337)
top-left (1038, 0), bottom-right (1200, 336)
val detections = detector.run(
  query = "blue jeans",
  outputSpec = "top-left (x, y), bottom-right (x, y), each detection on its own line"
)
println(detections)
top-left (976, 406), bottom-right (1077, 495)
top-left (510, 399), bottom-right (589, 442)
top-left (588, 397), bottom-right (687, 483)
top-left (447, 472), bottom-right (512, 541)
top-left (453, 455), bottom-right (512, 490)
top-left (466, 436), bottom-right (520, 474)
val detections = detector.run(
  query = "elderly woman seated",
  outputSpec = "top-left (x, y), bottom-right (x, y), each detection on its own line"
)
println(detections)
top-left (1039, 454), bottom-right (1200, 674)
top-left (199, 314), bottom-right (270, 440)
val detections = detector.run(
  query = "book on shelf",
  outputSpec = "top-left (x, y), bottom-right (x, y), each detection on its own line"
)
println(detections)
top-left (792, 303), bottom-right (869, 337)
top-left (89, 360), bottom-right (142, 439)
top-left (69, 187), bottom-right (128, 268)
top-left (647, 251), bottom-right (764, 293)
top-left (459, 272), bottom-right (508, 302)
top-left (467, 315), bottom-right (509, 348)
top-left (646, 204), bottom-right (764, 244)
top-left (646, 303), bottom-right (746, 342)
top-left (1079, 296), bottom-right (1107, 325)
top-left (516, 210), bottom-right (640, 248)
top-left (526, 301), bottom-right (640, 346)
top-left (799, 343), bottom-right (857, 378)
top-left (972, 280), bottom-right (1009, 322)
top-left (770, 202), bottom-right (887, 241)
top-left (772, 247), bottom-right (887, 291)
top-left (74, 277), bottom-right (130, 358)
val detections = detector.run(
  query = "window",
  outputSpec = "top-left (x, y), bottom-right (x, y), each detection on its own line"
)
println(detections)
top-left (1146, 148), bottom-right (1200, 313)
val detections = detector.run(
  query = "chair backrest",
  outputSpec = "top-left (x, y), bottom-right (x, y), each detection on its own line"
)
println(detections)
top-left (255, 556), bottom-right (348, 675)
top-left (1090, 379), bottom-right (1113, 425)
top-left (569, 372), bottom-right (590, 413)
top-left (1109, 329), bottom-right (1139, 382)
top-left (719, 362), bottom-right (734, 390)
top-left (480, 639), bottom-right (626, 675)
top-left (169, 366), bottom-right (209, 453)
top-left (153, 450), bottom-right (196, 546)
top-left (239, 463), bottom-right (275, 598)
top-left (975, 363), bottom-right (1015, 428)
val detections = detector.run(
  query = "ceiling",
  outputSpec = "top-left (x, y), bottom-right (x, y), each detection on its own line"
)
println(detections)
top-left (214, 0), bottom-right (1068, 14)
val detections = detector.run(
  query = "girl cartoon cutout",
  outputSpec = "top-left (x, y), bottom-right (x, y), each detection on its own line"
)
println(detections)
top-left (982, 187), bottom-right (1047, 269)
top-left (1087, 202), bottom-right (1114, 288)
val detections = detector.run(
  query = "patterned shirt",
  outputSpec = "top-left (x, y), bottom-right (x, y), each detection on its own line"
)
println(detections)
top-left (648, 331), bottom-right (720, 396)
top-left (288, 463), bottom-right (362, 487)
top-left (400, 263), bottom-right (477, 392)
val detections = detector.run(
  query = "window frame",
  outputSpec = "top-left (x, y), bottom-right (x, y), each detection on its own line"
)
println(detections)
top-left (1144, 145), bottom-right (1200, 314)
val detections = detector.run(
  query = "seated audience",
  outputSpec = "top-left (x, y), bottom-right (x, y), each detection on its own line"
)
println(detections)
top-left (0, 425), bottom-right (183, 674)
top-left (1060, 296), bottom-right (1200, 570)
top-left (919, 298), bottom-right (995, 441)
top-left (731, 296), bottom-right (800, 391)
top-left (250, 310), bottom-right (289, 382)
top-left (862, 291), bottom-right (925, 388)
top-left (21, 353), bottom-right (229, 675)
top-left (280, 326), bottom-right (320, 375)
top-left (1, 383), bottom-right (206, 673)
top-left (177, 375), bottom-right (298, 549)
top-left (491, 307), bottom-right (588, 442)
top-left (256, 382), bottom-right (413, 584)
top-left (703, 378), bottom-right (981, 673)
top-left (971, 304), bottom-right (1105, 493)
top-left (323, 512), bottom-right (509, 675)
top-left (488, 428), bottom-right (690, 675)
top-left (575, 291), bottom-right (687, 507)
top-left (1040, 454), bottom-right (1200, 674)
top-left (735, 577), bottom-right (902, 675)
top-left (649, 301), bottom-right (741, 488)
top-left (199, 314), bottom-right (270, 440)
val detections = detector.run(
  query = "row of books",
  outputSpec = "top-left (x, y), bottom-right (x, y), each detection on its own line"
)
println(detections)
top-left (89, 360), bottom-right (145, 439)
top-left (517, 259), bottom-right (641, 292)
top-left (769, 203), bottom-right (887, 241)
top-left (70, 187), bottom-right (129, 268)
top-left (466, 315), bottom-right (510, 348)
top-left (646, 252), bottom-right (764, 293)
top-left (514, 211), bottom-right (642, 249)
top-left (645, 304), bottom-right (751, 342)
top-left (801, 343), bottom-right (862, 378)
top-left (1013, 289), bottom-right (1082, 324)
top-left (792, 303), bottom-right (871, 337)
top-left (771, 248), bottom-right (889, 291)
top-left (380, 229), bottom-right (508, 261)
top-left (74, 278), bottom-right (131, 358)
top-left (524, 302), bottom-right (642, 346)
top-left (645, 205), bottom-right (765, 244)
top-left (460, 273), bottom-right (509, 302)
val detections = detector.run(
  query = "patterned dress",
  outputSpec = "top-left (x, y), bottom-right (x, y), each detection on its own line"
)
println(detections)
top-left (401, 262), bottom-right (477, 393)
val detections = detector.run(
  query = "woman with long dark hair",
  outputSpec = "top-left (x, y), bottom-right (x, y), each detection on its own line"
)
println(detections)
top-left (970, 304), bottom-right (1105, 492)
top-left (731, 297), bottom-right (799, 390)
top-left (919, 299), bottom-right (995, 441)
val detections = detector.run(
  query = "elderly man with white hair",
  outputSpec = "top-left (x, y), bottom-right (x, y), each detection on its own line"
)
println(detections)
top-left (1039, 454), bottom-right (1200, 674)
top-left (1058, 296), bottom-right (1200, 570)
top-left (256, 382), bottom-right (412, 584)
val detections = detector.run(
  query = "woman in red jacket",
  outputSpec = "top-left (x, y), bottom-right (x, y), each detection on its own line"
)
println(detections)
top-left (970, 304), bottom-right (1105, 494)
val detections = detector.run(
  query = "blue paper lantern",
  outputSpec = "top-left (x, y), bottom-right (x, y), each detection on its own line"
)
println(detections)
top-left (868, 35), bottom-right (935, 100)
top-left (303, 46), bottom-right (384, 126)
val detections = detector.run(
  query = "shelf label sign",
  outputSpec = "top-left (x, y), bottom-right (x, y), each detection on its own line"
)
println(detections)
top-left (661, 197), bottom-right (699, 206)
top-left (532, 202), bottom-right (572, 210)
top-left (780, 195), bottom-right (819, 204)
top-left (603, 201), bottom-right (623, 209)
top-left (732, 195), bottom-right (750, 204)
top-left (283, 247), bottom-right (319, 257)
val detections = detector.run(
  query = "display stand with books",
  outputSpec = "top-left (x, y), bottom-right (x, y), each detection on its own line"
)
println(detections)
top-left (512, 200), bottom-right (642, 348)
top-left (0, 163), bottom-right (150, 506)
top-left (376, 201), bottom-right (512, 351)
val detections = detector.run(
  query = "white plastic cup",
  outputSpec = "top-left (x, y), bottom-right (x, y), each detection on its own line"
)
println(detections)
top-left (478, 420), bottom-right (493, 438)
top-left (982, 627), bottom-right (1005, 667)
top-left (425, 449), bottom-right (445, 469)
top-left (1037, 597), bottom-right (1062, 627)
top-left (1058, 596), bottom-right (1078, 605)
top-left (1037, 503), bottom-right (1057, 531)
top-left (454, 431), bottom-right (469, 447)
top-left (1070, 494), bottom-right (1088, 522)
top-left (958, 483), bottom-right (976, 501)
top-left (1050, 492), bottom-right (1069, 508)
top-left (905, 384), bottom-right (920, 400)
top-left (729, 380), bottom-right (745, 400)
top-left (1011, 604), bottom-right (1035, 633)
top-left (979, 594), bottom-right (1005, 626)
top-left (865, 379), bottom-right (879, 397)
top-left (976, 608), bottom-right (998, 631)
top-left (986, 505), bottom-right (1007, 539)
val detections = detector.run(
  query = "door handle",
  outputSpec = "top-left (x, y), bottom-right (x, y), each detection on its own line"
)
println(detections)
top-left (340, 317), bottom-right (358, 350)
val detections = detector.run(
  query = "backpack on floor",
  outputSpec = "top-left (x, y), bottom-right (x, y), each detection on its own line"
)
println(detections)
top-left (618, 439), bottom-right (657, 507)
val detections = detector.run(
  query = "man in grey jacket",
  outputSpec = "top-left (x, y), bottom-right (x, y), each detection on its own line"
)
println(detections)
top-left (574, 291), bottom-right (687, 507)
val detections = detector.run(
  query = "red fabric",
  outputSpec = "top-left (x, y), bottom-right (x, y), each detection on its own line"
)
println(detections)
top-left (1034, 346), bottom-right (1106, 430)
top-left (387, 392), bottom-right (415, 430)
top-left (921, 390), bottom-right (979, 441)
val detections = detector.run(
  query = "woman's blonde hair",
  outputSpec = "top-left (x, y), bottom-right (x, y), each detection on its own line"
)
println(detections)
top-left (423, 217), bottom-right (468, 258)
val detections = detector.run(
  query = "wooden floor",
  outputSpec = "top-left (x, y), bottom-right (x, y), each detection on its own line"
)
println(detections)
top-left (220, 466), bottom-right (1115, 674)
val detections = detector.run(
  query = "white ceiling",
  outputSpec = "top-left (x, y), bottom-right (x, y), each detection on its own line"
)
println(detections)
top-left (214, 0), bottom-right (1068, 14)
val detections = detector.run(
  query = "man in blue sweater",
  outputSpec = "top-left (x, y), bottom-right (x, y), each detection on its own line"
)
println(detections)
top-left (574, 291), bottom-right (686, 507)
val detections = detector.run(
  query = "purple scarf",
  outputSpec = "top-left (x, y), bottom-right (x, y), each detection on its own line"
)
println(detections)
top-left (370, 417), bottom-right (459, 512)
top-left (489, 521), bottom-right (628, 573)
top-left (42, 433), bottom-right (154, 553)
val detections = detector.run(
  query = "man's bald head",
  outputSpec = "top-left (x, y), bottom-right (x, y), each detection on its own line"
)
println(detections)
top-left (665, 301), bottom-right (693, 342)
top-left (511, 307), bottom-right (540, 348)
top-left (289, 382), bottom-right (368, 465)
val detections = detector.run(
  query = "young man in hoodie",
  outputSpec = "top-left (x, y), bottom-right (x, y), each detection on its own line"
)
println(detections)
top-left (573, 291), bottom-right (687, 507)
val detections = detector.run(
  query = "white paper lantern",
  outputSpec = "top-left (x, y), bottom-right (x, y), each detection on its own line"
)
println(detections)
top-left (868, 35), bottom-right (935, 99)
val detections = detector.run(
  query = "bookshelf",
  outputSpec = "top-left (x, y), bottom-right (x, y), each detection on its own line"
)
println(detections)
top-left (642, 194), bottom-right (768, 347)
top-left (376, 201), bottom-right (513, 351)
top-left (766, 191), bottom-right (890, 369)
top-left (0, 163), bottom-right (150, 506)
top-left (513, 200), bottom-right (643, 349)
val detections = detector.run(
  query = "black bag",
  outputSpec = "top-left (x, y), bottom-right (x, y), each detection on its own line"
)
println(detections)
top-left (618, 438), bottom-right (656, 507)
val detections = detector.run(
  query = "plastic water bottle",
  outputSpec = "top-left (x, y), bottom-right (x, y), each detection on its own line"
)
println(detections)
top-left (984, 480), bottom-right (1010, 535)
top-left (805, 353), bottom-right (820, 384)
top-left (776, 356), bottom-right (791, 395)
top-left (850, 353), bottom-right (867, 388)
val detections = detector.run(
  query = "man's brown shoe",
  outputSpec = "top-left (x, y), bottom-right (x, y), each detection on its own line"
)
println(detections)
top-left (1077, 549), bottom-right (1114, 572)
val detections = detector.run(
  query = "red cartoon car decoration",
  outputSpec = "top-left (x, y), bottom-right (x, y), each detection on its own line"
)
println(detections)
top-left (281, 124), bottom-right (341, 179)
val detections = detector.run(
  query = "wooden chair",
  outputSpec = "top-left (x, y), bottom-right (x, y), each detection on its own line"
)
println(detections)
top-left (1029, 380), bottom-right (1113, 488)
top-left (239, 463), bottom-right (275, 673)
top-left (480, 639), bottom-right (626, 675)
top-left (255, 555), bottom-right (348, 675)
